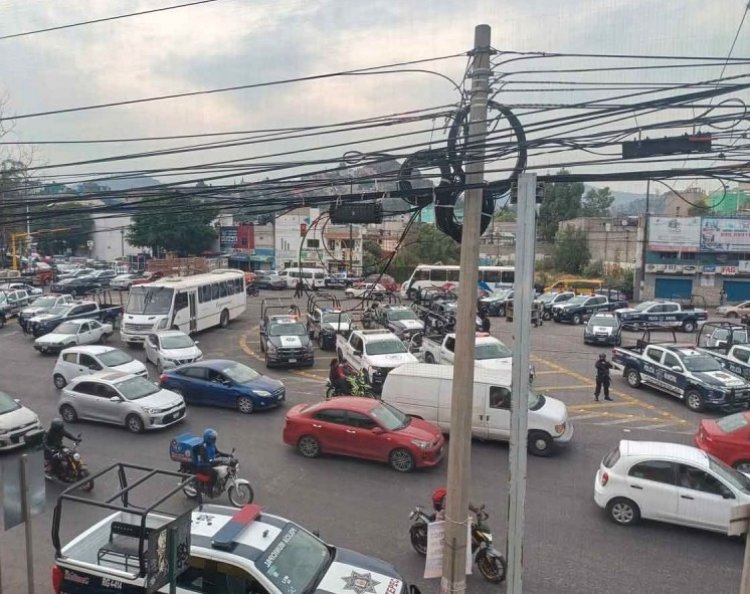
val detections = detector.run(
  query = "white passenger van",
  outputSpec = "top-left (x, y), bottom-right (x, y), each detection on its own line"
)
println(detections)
top-left (279, 267), bottom-right (328, 289)
top-left (381, 363), bottom-right (573, 456)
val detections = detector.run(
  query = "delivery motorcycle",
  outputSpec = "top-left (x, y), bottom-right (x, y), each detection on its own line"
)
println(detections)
top-left (179, 450), bottom-right (254, 508)
top-left (44, 438), bottom-right (94, 492)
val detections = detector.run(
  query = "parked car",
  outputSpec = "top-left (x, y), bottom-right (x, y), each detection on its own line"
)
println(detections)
top-left (130, 271), bottom-right (164, 286)
top-left (17, 294), bottom-right (75, 330)
top-left (59, 372), bottom-right (186, 433)
top-left (144, 330), bottom-right (203, 373)
top-left (345, 283), bottom-right (386, 299)
top-left (110, 273), bottom-right (141, 290)
top-left (52, 345), bottom-right (148, 389)
top-left (88, 269), bottom-right (117, 287)
top-left (695, 412), bottom-right (750, 472)
top-left (283, 397), bottom-right (445, 472)
top-left (717, 300), bottom-right (750, 318)
top-left (0, 390), bottom-right (42, 452)
top-left (594, 439), bottom-right (750, 534)
top-left (33, 318), bottom-right (114, 354)
top-left (0, 282), bottom-right (42, 297)
top-left (159, 359), bottom-right (285, 414)
top-left (0, 289), bottom-right (32, 317)
top-left (583, 313), bottom-right (622, 346)
top-left (255, 273), bottom-right (286, 290)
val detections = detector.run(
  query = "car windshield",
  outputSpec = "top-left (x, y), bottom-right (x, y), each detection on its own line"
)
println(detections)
top-left (30, 296), bottom-right (56, 308)
top-left (387, 310), bottom-right (418, 321)
top-left (634, 301), bottom-right (658, 311)
top-left (98, 350), bottom-right (134, 367)
top-left (0, 391), bottom-right (21, 415)
top-left (682, 354), bottom-right (723, 372)
top-left (365, 339), bottom-right (408, 355)
top-left (708, 455), bottom-right (750, 493)
top-left (126, 286), bottom-right (174, 315)
top-left (55, 321), bottom-right (80, 334)
top-left (269, 323), bottom-right (306, 337)
top-left (161, 334), bottom-right (195, 349)
top-left (257, 524), bottom-right (332, 594)
top-left (566, 296), bottom-right (587, 305)
top-left (717, 413), bottom-right (750, 433)
top-left (475, 342), bottom-right (512, 359)
top-left (528, 392), bottom-right (546, 411)
top-left (116, 377), bottom-right (160, 400)
top-left (538, 293), bottom-right (558, 303)
top-left (222, 363), bottom-right (260, 383)
top-left (322, 313), bottom-right (352, 324)
top-left (588, 317), bottom-right (617, 327)
top-left (370, 401), bottom-right (410, 431)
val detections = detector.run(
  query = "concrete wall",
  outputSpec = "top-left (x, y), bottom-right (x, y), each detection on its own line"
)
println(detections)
top-left (92, 214), bottom-right (142, 262)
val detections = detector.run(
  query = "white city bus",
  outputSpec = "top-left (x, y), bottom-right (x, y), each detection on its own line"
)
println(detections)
top-left (121, 269), bottom-right (246, 345)
top-left (399, 264), bottom-right (515, 299)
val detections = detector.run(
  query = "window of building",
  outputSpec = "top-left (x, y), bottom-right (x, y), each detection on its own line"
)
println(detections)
top-left (307, 239), bottom-right (320, 248)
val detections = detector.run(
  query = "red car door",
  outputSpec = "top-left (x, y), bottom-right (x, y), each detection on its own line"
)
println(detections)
top-left (343, 411), bottom-right (392, 462)
top-left (311, 409), bottom-right (350, 455)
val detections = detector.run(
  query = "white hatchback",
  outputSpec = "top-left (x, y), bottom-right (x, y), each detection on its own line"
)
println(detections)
top-left (594, 439), bottom-right (750, 534)
top-left (144, 330), bottom-right (203, 373)
top-left (53, 345), bottom-right (148, 389)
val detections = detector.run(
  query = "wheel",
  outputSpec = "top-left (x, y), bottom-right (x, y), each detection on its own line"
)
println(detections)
top-left (572, 313), bottom-right (582, 325)
top-left (625, 367), bottom-right (641, 388)
top-left (684, 389), bottom-right (705, 412)
top-left (409, 522), bottom-right (428, 556)
top-left (99, 333), bottom-right (108, 344)
top-left (407, 289), bottom-right (417, 300)
top-left (606, 497), bottom-right (640, 526)
top-left (219, 309), bottom-right (229, 328)
top-left (542, 311), bottom-right (551, 321)
top-left (527, 431), bottom-right (553, 457)
top-left (734, 460), bottom-right (750, 473)
top-left (78, 469), bottom-right (95, 492)
top-left (228, 483), bottom-right (254, 507)
top-left (125, 414), bottom-right (145, 433)
top-left (156, 360), bottom-right (164, 374)
top-left (237, 396), bottom-right (255, 414)
top-left (682, 320), bottom-right (696, 333)
top-left (298, 435), bottom-right (321, 458)
top-left (389, 448), bottom-right (415, 472)
top-left (182, 484), bottom-right (199, 499)
top-left (53, 374), bottom-right (67, 389)
top-left (476, 550), bottom-right (507, 583)
top-left (424, 352), bottom-right (436, 364)
top-left (60, 404), bottom-right (77, 423)
top-left (728, 311), bottom-right (739, 318)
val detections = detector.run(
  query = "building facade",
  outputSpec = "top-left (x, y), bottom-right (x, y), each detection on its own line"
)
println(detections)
top-left (559, 216), bottom-right (642, 271)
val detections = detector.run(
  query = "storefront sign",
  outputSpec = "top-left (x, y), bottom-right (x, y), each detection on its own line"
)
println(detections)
top-left (722, 266), bottom-right (738, 276)
top-left (700, 218), bottom-right (750, 252)
top-left (648, 217), bottom-right (701, 251)
top-left (219, 226), bottom-right (238, 251)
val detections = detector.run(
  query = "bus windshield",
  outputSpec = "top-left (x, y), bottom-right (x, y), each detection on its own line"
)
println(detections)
top-left (126, 287), bottom-right (174, 315)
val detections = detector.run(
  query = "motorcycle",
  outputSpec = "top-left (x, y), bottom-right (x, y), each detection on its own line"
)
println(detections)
top-left (325, 368), bottom-right (375, 399)
top-left (44, 438), bottom-right (94, 492)
top-left (246, 282), bottom-right (259, 297)
top-left (179, 451), bottom-right (254, 508)
top-left (408, 503), bottom-right (506, 583)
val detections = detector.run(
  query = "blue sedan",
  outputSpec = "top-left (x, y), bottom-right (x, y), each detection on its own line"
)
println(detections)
top-left (159, 359), bottom-right (285, 414)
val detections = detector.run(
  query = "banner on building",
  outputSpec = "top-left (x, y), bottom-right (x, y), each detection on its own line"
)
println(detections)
top-left (700, 218), bottom-right (750, 252)
top-left (648, 217), bottom-right (701, 251)
top-left (219, 226), bottom-right (238, 251)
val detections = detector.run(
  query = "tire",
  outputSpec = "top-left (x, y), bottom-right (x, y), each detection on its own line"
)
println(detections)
top-left (228, 483), bottom-right (254, 507)
top-left (389, 448), bottom-right (415, 472)
top-left (53, 374), bottom-right (67, 389)
top-left (572, 313), bottom-right (582, 325)
top-left (298, 435), bottom-right (321, 458)
top-left (78, 469), bottom-right (95, 492)
top-left (728, 311), bottom-right (739, 319)
top-left (625, 367), bottom-right (642, 388)
top-left (60, 404), bottom-right (78, 423)
top-left (182, 484), bottom-right (199, 499)
top-left (606, 497), bottom-right (640, 526)
top-left (424, 352), bottom-right (436, 364)
top-left (684, 389), bottom-right (705, 412)
top-left (99, 333), bottom-right (108, 344)
top-left (734, 460), bottom-right (750, 473)
top-left (527, 431), bottom-right (553, 457)
top-left (409, 522), bottom-right (428, 556)
top-left (125, 414), bottom-right (145, 433)
top-left (407, 289), bottom-right (417, 300)
top-left (219, 309), bottom-right (229, 328)
top-left (237, 396), bottom-right (255, 414)
top-left (682, 319), bottom-right (696, 333)
top-left (542, 311), bottom-right (551, 321)
top-left (476, 550), bottom-right (507, 584)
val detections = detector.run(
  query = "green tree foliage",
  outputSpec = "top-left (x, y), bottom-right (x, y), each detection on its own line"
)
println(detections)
top-left (362, 240), bottom-right (383, 276)
top-left (31, 202), bottom-right (94, 255)
top-left (127, 193), bottom-right (218, 256)
top-left (538, 170), bottom-right (585, 241)
top-left (553, 227), bottom-right (591, 274)
top-left (580, 187), bottom-right (615, 217)
top-left (390, 223), bottom-right (460, 280)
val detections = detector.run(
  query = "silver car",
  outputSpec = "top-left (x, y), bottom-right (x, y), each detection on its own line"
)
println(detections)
top-left (59, 372), bottom-right (186, 433)
top-left (144, 330), bottom-right (203, 373)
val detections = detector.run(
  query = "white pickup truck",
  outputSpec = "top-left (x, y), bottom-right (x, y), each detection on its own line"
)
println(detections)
top-left (336, 329), bottom-right (419, 391)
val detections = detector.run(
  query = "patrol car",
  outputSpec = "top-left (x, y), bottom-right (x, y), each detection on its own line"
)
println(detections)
top-left (368, 305), bottom-right (424, 342)
top-left (551, 295), bottom-right (627, 324)
top-left (53, 501), bottom-right (417, 594)
top-left (614, 300), bottom-right (707, 332)
top-left (260, 314), bottom-right (315, 368)
top-left (611, 342), bottom-right (750, 412)
top-left (582, 313), bottom-right (622, 346)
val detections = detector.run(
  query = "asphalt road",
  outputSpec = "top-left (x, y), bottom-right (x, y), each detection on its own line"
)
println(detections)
top-left (0, 290), bottom-right (743, 594)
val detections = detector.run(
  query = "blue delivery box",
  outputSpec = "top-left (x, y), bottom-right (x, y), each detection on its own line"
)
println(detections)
top-left (169, 433), bottom-right (203, 465)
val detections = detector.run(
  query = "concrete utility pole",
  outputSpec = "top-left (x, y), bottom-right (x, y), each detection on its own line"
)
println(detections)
top-left (639, 179), bottom-right (650, 301)
top-left (506, 173), bottom-right (537, 593)
top-left (440, 24), bottom-right (492, 594)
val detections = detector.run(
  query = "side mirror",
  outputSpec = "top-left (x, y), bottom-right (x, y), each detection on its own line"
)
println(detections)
top-left (353, 350), bottom-right (362, 357)
top-left (372, 426), bottom-right (385, 435)
top-left (671, 366), bottom-right (682, 372)
top-left (723, 490), bottom-right (735, 499)
top-left (109, 396), bottom-right (122, 403)
top-left (193, 341), bottom-right (199, 345)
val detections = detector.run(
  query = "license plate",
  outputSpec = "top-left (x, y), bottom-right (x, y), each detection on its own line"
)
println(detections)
top-left (288, 359), bottom-right (297, 363)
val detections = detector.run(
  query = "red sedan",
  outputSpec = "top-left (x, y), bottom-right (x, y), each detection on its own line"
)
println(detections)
top-left (695, 412), bottom-right (750, 472)
top-left (283, 397), bottom-right (445, 472)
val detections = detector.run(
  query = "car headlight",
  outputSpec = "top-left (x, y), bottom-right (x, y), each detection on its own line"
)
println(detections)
top-left (156, 318), bottom-right (169, 329)
top-left (554, 422), bottom-right (566, 435)
top-left (266, 343), bottom-right (277, 353)
top-left (254, 390), bottom-right (272, 398)
top-left (143, 407), bottom-right (160, 414)
top-left (411, 439), bottom-right (432, 450)
top-left (72, 452), bottom-right (81, 462)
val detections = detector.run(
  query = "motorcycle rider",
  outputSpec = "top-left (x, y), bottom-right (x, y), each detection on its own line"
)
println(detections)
top-left (44, 418), bottom-right (80, 477)
top-left (195, 428), bottom-right (229, 492)
top-left (329, 358), bottom-right (348, 395)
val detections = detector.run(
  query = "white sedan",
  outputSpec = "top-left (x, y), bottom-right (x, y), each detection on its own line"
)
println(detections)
top-left (594, 439), bottom-right (750, 534)
top-left (34, 318), bottom-right (113, 354)
top-left (0, 390), bottom-right (42, 451)
top-left (144, 330), bottom-right (203, 373)
top-left (345, 283), bottom-right (386, 298)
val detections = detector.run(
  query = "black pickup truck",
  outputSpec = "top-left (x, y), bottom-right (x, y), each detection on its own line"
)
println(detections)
top-left (26, 300), bottom-right (123, 337)
top-left (552, 294), bottom-right (628, 325)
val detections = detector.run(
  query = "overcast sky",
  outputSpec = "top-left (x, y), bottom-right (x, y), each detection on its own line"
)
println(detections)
top-left (0, 0), bottom-right (748, 196)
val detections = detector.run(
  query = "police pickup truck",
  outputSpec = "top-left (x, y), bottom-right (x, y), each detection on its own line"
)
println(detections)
top-left (365, 304), bottom-right (424, 342)
top-left (336, 329), bottom-right (418, 391)
top-left (26, 300), bottom-right (123, 338)
top-left (552, 294), bottom-right (627, 325)
top-left (615, 300), bottom-right (708, 332)
top-left (612, 342), bottom-right (750, 411)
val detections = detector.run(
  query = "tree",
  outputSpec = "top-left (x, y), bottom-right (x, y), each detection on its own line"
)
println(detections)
top-left (127, 193), bottom-right (219, 256)
top-left (493, 208), bottom-right (516, 222)
top-left (581, 187), bottom-right (615, 217)
top-left (554, 227), bottom-right (590, 274)
top-left (31, 202), bottom-right (94, 255)
top-left (391, 223), bottom-right (459, 280)
top-left (362, 240), bottom-right (383, 276)
top-left (538, 169), bottom-right (585, 241)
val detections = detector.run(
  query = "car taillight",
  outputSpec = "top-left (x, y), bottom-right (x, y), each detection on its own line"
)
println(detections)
top-left (52, 565), bottom-right (63, 594)
top-left (159, 374), bottom-right (168, 384)
top-left (600, 471), bottom-right (609, 487)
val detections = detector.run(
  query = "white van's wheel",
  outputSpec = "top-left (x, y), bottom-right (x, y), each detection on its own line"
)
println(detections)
top-left (527, 431), bottom-right (553, 457)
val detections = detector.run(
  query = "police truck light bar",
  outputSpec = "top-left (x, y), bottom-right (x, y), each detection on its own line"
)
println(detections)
top-left (211, 503), bottom-right (262, 551)
top-left (621, 134), bottom-right (712, 159)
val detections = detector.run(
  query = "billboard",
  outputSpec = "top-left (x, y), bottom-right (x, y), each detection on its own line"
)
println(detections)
top-left (219, 226), bottom-right (238, 252)
top-left (700, 218), bottom-right (750, 252)
top-left (648, 217), bottom-right (701, 251)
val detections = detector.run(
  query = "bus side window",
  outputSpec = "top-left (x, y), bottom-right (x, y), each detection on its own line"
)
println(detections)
top-left (446, 269), bottom-right (460, 282)
top-left (211, 283), bottom-right (220, 300)
top-left (415, 269), bottom-right (430, 281)
top-left (175, 292), bottom-right (188, 311)
top-left (219, 281), bottom-right (228, 298)
top-left (483, 270), bottom-right (501, 284)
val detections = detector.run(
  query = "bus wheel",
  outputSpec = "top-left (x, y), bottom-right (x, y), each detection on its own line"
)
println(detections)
top-left (220, 309), bottom-right (229, 328)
